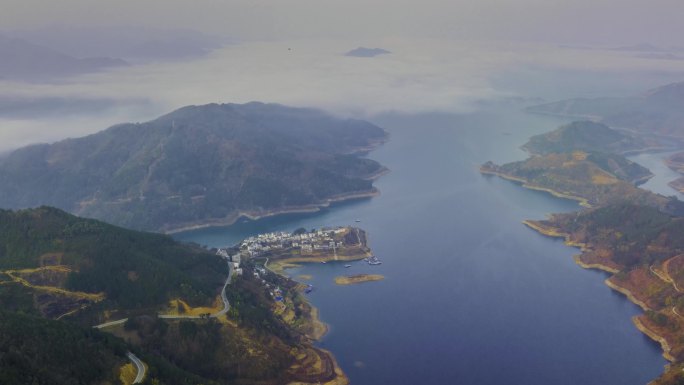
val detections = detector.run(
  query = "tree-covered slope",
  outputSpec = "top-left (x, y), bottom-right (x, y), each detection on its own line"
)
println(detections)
top-left (0, 102), bottom-right (388, 232)
top-left (522, 121), bottom-right (648, 155)
top-left (481, 151), bottom-right (682, 214)
top-left (538, 203), bottom-right (684, 267)
top-left (0, 311), bottom-right (127, 385)
top-left (0, 310), bottom-right (224, 385)
top-left (0, 206), bottom-right (225, 320)
top-left (0, 207), bottom-right (345, 384)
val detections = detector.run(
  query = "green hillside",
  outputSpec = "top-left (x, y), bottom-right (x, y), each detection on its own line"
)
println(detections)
top-left (0, 102), bottom-right (387, 232)
top-left (481, 151), bottom-right (681, 214)
top-left (0, 206), bottom-right (225, 320)
top-left (522, 121), bottom-right (647, 156)
top-left (0, 207), bottom-right (346, 384)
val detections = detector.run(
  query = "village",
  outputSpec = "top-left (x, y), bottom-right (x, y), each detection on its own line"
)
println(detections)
top-left (216, 226), bottom-right (360, 273)
top-left (214, 226), bottom-right (364, 301)
top-left (240, 227), bottom-right (351, 256)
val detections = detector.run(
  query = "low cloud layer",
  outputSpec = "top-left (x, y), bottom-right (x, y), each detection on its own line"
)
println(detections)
top-left (1, 38), bottom-right (684, 153)
top-left (2, 0), bottom-right (684, 47)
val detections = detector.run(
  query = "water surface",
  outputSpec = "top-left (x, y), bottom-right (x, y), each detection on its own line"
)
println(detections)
top-left (175, 108), bottom-right (666, 385)
top-left (629, 150), bottom-right (684, 200)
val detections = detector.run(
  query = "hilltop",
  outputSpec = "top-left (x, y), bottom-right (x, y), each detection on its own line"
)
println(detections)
top-left (522, 121), bottom-right (650, 156)
top-left (480, 151), bottom-right (672, 211)
top-left (0, 34), bottom-right (127, 81)
top-left (0, 102), bottom-right (388, 232)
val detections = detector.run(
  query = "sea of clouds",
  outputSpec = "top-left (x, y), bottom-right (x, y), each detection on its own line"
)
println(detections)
top-left (1, 38), bottom-right (684, 154)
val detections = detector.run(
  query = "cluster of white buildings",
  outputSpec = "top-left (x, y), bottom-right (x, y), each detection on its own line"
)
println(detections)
top-left (239, 227), bottom-right (348, 257)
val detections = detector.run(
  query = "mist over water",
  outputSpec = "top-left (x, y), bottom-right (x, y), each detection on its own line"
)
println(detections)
top-left (176, 107), bottom-right (666, 385)
top-left (2, 38), bottom-right (684, 153)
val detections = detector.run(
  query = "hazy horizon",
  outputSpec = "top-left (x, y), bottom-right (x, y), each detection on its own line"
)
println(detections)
top-left (2, 1), bottom-right (684, 152)
top-left (2, 0), bottom-right (684, 46)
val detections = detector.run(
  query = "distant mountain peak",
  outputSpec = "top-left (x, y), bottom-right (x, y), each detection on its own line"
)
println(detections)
top-left (0, 34), bottom-right (128, 81)
top-left (611, 43), bottom-right (666, 52)
top-left (643, 81), bottom-right (684, 101)
top-left (345, 47), bottom-right (391, 57)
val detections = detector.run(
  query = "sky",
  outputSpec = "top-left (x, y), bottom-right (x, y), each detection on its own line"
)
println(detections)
top-left (2, 1), bottom-right (684, 153)
top-left (1, 0), bottom-right (684, 46)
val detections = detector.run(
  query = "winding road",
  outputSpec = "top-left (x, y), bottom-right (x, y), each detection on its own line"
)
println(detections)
top-left (126, 352), bottom-right (145, 384)
top-left (91, 257), bottom-right (233, 382)
top-left (93, 318), bottom-right (128, 329)
top-left (650, 263), bottom-right (682, 293)
top-left (211, 259), bottom-right (233, 318)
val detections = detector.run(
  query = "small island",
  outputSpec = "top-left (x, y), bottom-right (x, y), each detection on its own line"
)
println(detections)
top-left (335, 274), bottom-right (384, 285)
top-left (345, 47), bottom-right (391, 57)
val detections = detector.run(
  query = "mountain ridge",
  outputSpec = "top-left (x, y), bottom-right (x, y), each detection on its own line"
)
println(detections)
top-left (0, 102), bottom-right (388, 232)
top-left (527, 81), bottom-right (684, 140)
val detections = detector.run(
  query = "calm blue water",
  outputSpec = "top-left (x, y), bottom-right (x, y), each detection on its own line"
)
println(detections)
top-left (175, 108), bottom-right (666, 385)
top-left (629, 150), bottom-right (684, 201)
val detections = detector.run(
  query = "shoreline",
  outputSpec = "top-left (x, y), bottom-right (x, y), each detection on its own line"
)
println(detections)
top-left (165, 189), bottom-right (382, 234)
top-left (633, 316), bottom-right (676, 363)
top-left (523, 218), bottom-right (677, 367)
top-left (604, 278), bottom-right (652, 312)
top-left (481, 168), bottom-right (592, 208)
top-left (262, 246), bottom-right (373, 382)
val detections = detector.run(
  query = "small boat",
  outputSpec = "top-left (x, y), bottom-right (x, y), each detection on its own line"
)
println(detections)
top-left (344, 264), bottom-right (352, 268)
top-left (355, 219), bottom-right (361, 222)
top-left (321, 261), bottom-right (327, 264)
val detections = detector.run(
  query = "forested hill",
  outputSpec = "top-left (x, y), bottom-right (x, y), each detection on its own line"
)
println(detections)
top-left (0, 102), bottom-right (388, 232)
top-left (0, 206), bottom-right (225, 321)
top-left (0, 207), bottom-right (351, 384)
top-left (522, 121), bottom-right (648, 155)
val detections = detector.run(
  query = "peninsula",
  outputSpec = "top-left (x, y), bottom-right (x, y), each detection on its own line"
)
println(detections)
top-left (238, 226), bottom-right (374, 274)
top-left (213, 225), bottom-right (380, 382)
top-left (481, 120), bottom-right (684, 384)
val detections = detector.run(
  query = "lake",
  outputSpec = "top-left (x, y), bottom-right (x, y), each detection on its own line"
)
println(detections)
top-left (175, 107), bottom-right (666, 385)
top-left (628, 150), bottom-right (684, 201)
